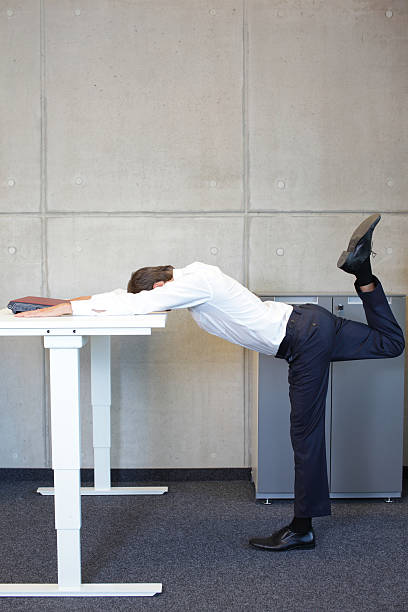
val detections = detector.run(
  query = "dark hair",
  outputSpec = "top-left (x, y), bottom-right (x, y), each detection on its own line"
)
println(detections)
top-left (127, 265), bottom-right (174, 294)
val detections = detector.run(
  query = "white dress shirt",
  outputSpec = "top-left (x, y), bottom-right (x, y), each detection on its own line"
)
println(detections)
top-left (70, 262), bottom-right (293, 356)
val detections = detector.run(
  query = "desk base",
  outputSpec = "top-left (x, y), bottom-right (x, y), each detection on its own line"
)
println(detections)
top-left (37, 486), bottom-right (169, 496)
top-left (0, 583), bottom-right (162, 597)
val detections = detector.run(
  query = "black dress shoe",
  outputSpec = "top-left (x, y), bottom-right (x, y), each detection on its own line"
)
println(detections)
top-left (337, 213), bottom-right (381, 274)
top-left (249, 525), bottom-right (315, 552)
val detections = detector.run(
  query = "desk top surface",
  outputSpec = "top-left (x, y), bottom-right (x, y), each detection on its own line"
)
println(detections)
top-left (0, 308), bottom-right (167, 336)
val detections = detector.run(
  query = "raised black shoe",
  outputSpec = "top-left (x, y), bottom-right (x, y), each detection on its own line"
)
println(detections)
top-left (337, 213), bottom-right (381, 274)
top-left (249, 525), bottom-right (315, 552)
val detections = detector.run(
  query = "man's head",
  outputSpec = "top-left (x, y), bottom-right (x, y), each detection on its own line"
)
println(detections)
top-left (127, 265), bottom-right (174, 294)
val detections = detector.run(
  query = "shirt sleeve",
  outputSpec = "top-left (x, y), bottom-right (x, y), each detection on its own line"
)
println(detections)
top-left (70, 271), bottom-right (213, 316)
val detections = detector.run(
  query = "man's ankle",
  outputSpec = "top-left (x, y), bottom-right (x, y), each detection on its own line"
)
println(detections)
top-left (289, 516), bottom-right (312, 533)
top-left (359, 282), bottom-right (376, 293)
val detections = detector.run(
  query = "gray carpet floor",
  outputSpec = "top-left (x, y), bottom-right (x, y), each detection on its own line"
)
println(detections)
top-left (0, 477), bottom-right (407, 612)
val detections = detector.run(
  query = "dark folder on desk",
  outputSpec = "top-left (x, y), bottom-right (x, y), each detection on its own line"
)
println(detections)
top-left (7, 296), bottom-right (69, 314)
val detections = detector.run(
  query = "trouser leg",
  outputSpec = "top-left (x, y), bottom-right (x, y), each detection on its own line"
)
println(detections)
top-left (289, 360), bottom-right (331, 517)
top-left (281, 277), bottom-right (404, 518)
top-left (331, 276), bottom-right (405, 361)
top-left (286, 305), bottom-right (335, 517)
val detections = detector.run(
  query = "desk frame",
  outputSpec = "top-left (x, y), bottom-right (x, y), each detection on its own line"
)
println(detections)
top-left (0, 311), bottom-right (167, 597)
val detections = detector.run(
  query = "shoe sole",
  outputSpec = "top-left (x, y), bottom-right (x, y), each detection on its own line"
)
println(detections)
top-left (337, 213), bottom-right (381, 269)
top-left (250, 542), bottom-right (316, 552)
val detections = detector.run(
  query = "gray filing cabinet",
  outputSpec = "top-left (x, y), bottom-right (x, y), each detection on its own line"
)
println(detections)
top-left (250, 294), bottom-right (406, 500)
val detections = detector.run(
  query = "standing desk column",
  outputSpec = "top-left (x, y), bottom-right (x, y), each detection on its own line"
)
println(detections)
top-left (46, 335), bottom-right (86, 589)
top-left (87, 335), bottom-right (168, 496)
top-left (91, 335), bottom-right (112, 491)
top-left (88, 335), bottom-right (168, 495)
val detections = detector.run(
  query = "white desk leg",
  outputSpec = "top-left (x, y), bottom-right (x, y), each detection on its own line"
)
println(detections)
top-left (0, 334), bottom-right (162, 596)
top-left (86, 335), bottom-right (168, 496)
top-left (91, 335), bottom-right (112, 491)
top-left (48, 338), bottom-right (84, 589)
top-left (38, 335), bottom-right (167, 497)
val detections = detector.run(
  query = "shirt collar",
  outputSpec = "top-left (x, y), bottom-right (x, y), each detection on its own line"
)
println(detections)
top-left (172, 268), bottom-right (183, 281)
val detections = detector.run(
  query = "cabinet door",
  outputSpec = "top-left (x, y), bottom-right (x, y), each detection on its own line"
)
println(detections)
top-left (330, 296), bottom-right (405, 496)
top-left (256, 297), bottom-right (332, 498)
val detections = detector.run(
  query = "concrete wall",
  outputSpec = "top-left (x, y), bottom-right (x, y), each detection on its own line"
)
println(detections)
top-left (1, 0), bottom-right (407, 468)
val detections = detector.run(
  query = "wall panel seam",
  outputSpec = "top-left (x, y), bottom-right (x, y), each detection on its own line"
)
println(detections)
top-left (243, 0), bottom-right (250, 467)
top-left (40, 0), bottom-right (50, 467)
top-left (4, 211), bottom-right (408, 218)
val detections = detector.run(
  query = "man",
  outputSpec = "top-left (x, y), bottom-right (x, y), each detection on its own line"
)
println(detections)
top-left (16, 214), bottom-right (405, 551)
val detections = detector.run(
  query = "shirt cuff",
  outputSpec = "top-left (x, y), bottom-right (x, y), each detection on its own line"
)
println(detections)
top-left (70, 299), bottom-right (97, 316)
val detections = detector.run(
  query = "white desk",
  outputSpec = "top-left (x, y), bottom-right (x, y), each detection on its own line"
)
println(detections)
top-left (0, 308), bottom-right (167, 597)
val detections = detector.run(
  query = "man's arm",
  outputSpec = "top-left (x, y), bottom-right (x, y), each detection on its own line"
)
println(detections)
top-left (14, 296), bottom-right (91, 318)
top-left (14, 302), bottom-right (74, 317)
top-left (70, 274), bottom-right (212, 316)
top-left (14, 270), bottom-right (212, 318)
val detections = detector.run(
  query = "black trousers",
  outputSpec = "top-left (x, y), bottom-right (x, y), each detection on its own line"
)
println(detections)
top-left (275, 277), bottom-right (405, 518)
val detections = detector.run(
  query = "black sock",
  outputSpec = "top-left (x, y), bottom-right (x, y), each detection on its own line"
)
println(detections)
top-left (355, 257), bottom-right (374, 287)
top-left (289, 516), bottom-right (312, 533)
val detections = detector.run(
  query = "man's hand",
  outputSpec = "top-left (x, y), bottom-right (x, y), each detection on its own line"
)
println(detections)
top-left (14, 302), bottom-right (73, 318)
